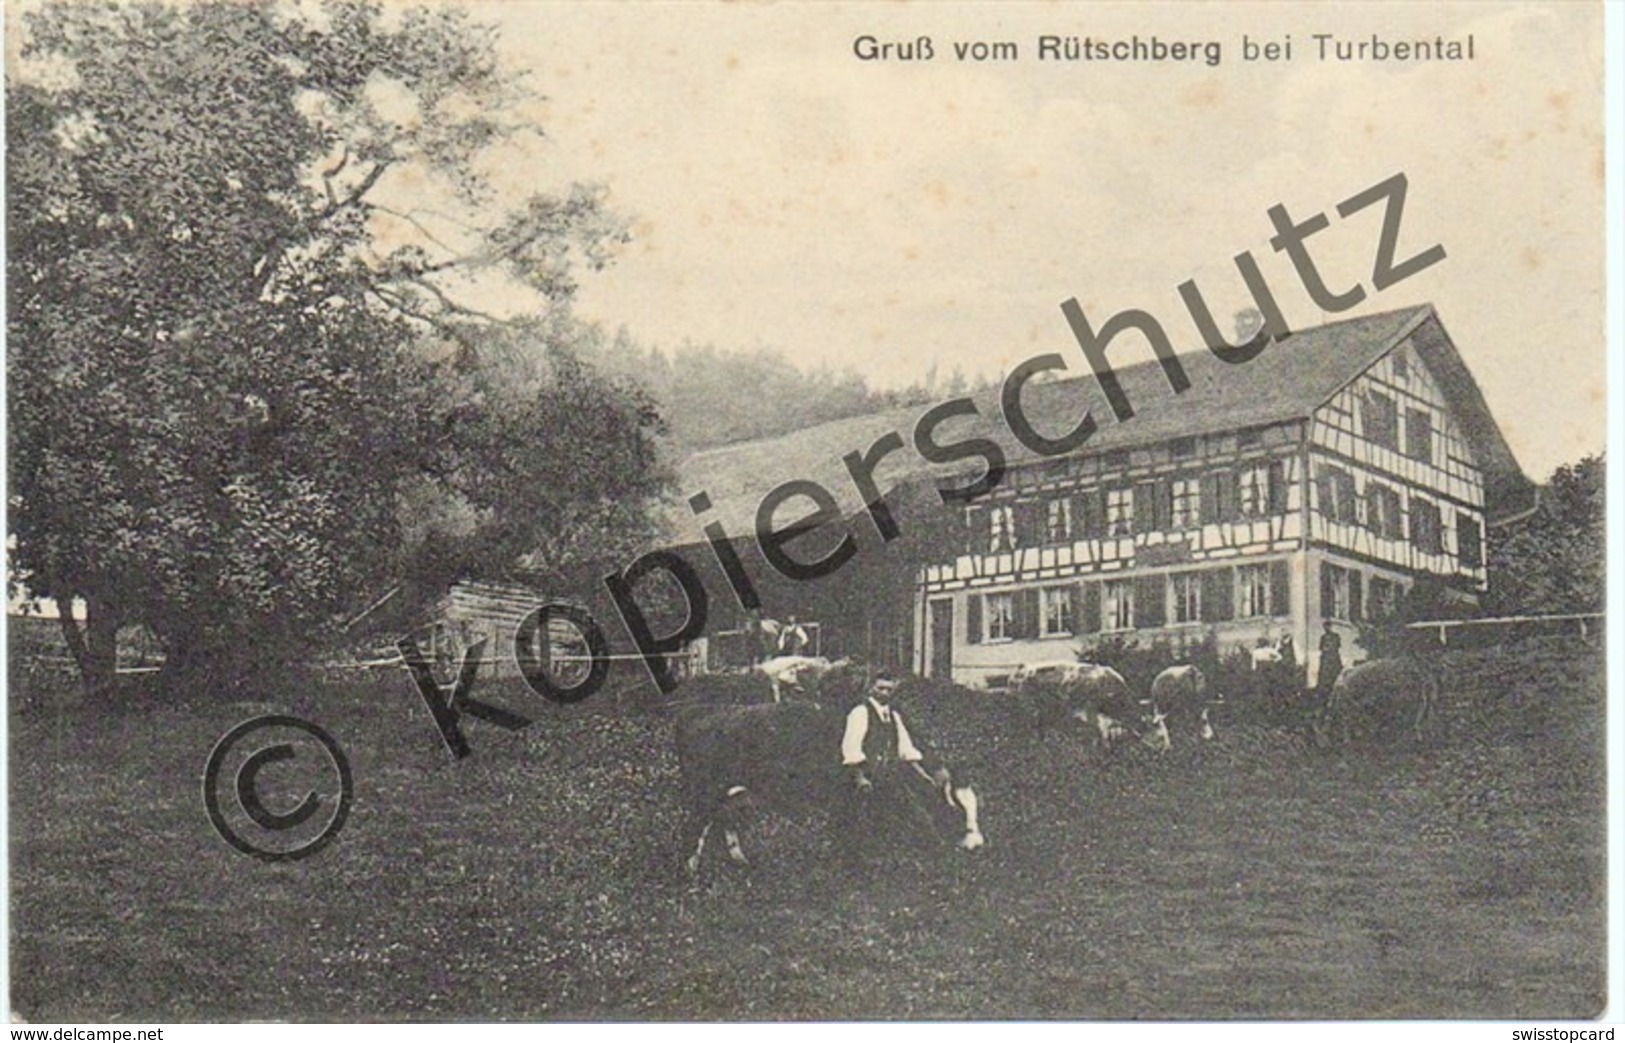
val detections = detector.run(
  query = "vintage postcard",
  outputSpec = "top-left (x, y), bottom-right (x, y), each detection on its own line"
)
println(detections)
top-left (4, 0), bottom-right (1615, 1029)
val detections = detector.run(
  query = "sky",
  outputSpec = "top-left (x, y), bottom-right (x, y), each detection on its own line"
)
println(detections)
top-left (446, 0), bottom-right (1605, 484)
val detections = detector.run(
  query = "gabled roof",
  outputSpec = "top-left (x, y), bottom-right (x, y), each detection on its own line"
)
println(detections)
top-left (666, 304), bottom-right (1528, 542)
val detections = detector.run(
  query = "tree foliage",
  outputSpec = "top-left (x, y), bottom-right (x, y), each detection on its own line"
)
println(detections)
top-left (7, 0), bottom-right (662, 694)
top-left (1485, 454), bottom-right (1605, 617)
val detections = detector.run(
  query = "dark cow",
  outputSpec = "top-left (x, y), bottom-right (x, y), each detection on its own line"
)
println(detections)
top-left (1008, 661), bottom-right (1148, 750)
top-left (1144, 664), bottom-right (1223, 751)
top-left (673, 700), bottom-right (983, 875)
top-left (1312, 658), bottom-right (1436, 748)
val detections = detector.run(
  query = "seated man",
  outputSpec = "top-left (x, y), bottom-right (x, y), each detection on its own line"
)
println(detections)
top-left (837, 673), bottom-right (956, 854)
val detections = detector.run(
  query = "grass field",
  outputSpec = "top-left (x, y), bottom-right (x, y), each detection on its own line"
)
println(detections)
top-left (7, 636), bottom-right (1608, 1021)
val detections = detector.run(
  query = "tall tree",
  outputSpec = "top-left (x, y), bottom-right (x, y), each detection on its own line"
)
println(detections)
top-left (7, 1), bottom-right (658, 695)
top-left (1485, 454), bottom-right (1605, 617)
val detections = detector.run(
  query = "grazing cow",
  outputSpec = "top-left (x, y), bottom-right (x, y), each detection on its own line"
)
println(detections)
top-left (1144, 664), bottom-right (1223, 751)
top-left (755, 654), bottom-right (851, 702)
top-left (674, 700), bottom-right (983, 875)
top-left (1312, 658), bottom-right (1436, 748)
top-left (1008, 661), bottom-right (1148, 750)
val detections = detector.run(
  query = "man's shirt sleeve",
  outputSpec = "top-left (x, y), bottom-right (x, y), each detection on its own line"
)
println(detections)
top-left (840, 704), bottom-right (869, 765)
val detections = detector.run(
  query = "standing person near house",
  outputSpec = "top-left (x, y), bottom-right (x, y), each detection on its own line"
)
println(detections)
top-left (1317, 621), bottom-right (1344, 695)
top-left (777, 615), bottom-right (810, 657)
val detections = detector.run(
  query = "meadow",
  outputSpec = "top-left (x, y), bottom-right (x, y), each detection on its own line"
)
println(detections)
top-left (7, 635), bottom-right (1607, 1021)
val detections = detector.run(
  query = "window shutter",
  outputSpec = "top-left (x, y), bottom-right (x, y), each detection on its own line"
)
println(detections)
top-left (965, 506), bottom-right (987, 554)
top-left (1155, 481), bottom-right (1174, 531)
top-left (1075, 492), bottom-right (1098, 539)
top-left (1199, 473), bottom-right (1221, 524)
top-left (966, 594), bottom-right (982, 644)
top-left (1134, 575), bottom-right (1165, 629)
top-left (1349, 571), bottom-right (1364, 622)
top-left (1387, 491), bottom-right (1404, 540)
top-left (1221, 471), bottom-right (1240, 522)
top-left (1269, 560), bottom-right (1291, 617)
top-left (1338, 474), bottom-right (1357, 523)
top-left (1133, 483), bottom-right (1156, 534)
top-left (1081, 582), bottom-right (1101, 634)
top-left (1268, 460), bottom-right (1287, 514)
top-left (1459, 513), bottom-right (1483, 567)
top-left (1320, 562), bottom-right (1336, 618)
top-left (1202, 568), bottom-right (1234, 622)
top-left (1010, 502), bottom-right (1032, 548)
top-left (1016, 589), bottom-right (1041, 640)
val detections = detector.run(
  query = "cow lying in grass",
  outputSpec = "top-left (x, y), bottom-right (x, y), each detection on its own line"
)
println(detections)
top-left (674, 690), bottom-right (982, 876)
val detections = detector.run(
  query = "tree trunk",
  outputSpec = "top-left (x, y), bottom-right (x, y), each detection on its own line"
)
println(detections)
top-left (58, 598), bottom-right (119, 699)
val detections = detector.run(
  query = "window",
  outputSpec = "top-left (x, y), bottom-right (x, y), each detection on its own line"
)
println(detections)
top-left (985, 592), bottom-right (1014, 641)
top-left (1411, 498), bottom-right (1444, 554)
top-left (1391, 352), bottom-right (1409, 382)
top-left (1366, 482), bottom-right (1403, 540)
top-left (1458, 512), bottom-right (1483, 567)
top-left (1106, 487), bottom-right (1134, 536)
top-left (1406, 408), bottom-right (1434, 463)
top-left (1171, 437), bottom-right (1197, 459)
top-left (1237, 564), bottom-right (1271, 618)
top-left (1363, 391), bottom-right (1399, 450)
top-left (1045, 498), bottom-right (1073, 543)
top-left (1170, 478), bottom-right (1201, 529)
top-left (1324, 565), bottom-right (1352, 621)
top-left (1238, 428), bottom-right (1263, 449)
top-left (1169, 572), bottom-right (1202, 624)
top-left (1369, 577), bottom-right (1400, 620)
top-left (1103, 580), bottom-right (1134, 632)
top-left (989, 504), bottom-right (1016, 553)
top-left (1317, 466), bottom-right (1357, 524)
top-left (1238, 464), bottom-right (1271, 519)
top-left (1041, 586), bottom-right (1075, 636)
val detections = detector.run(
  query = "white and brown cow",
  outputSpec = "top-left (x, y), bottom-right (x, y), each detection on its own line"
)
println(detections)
top-left (1144, 664), bottom-right (1223, 751)
top-left (673, 700), bottom-right (983, 876)
top-left (1009, 660), bottom-right (1149, 750)
top-left (754, 654), bottom-right (851, 703)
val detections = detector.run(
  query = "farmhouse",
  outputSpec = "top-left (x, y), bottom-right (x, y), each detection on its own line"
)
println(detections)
top-left (667, 304), bottom-right (1528, 689)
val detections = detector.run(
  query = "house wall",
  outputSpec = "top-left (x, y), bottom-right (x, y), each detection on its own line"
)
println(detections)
top-left (1307, 339), bottom-right (1488, 590)
top-left (917, 421), bottom-right (1315, 688)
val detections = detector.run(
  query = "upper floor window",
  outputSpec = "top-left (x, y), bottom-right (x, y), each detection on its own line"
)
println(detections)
top-left (1365, 482), bottom-right (1404, 540)
top-left (1045, 498), bottom-right (1073, 543)
top-left (1411, 498), bottom-right (1444, 554)
top-left (1458, 512), bottom-right (1484, 567)
top-left (1317, 466), bottom-right (1358, 524)
top-left (1170, 437), bottom-right (1197, 459)
top-left (1363, 391), bottom-right (1399, 450)
top-left (1391, 353), bottom-right (1409, 383)
top-left (989, 504), bottom-right (1016, 553)
top-left (1170, 478), bottom-right (1201, 529)
top-left (1405, 408), bottom-right (1434, 463)
top-left (1106, 487), bottom-right (1134, 537)
top-left (1041, 586), bottom-right (1075, 637)
top-left (1238, 464), bottom-right (1271, 519)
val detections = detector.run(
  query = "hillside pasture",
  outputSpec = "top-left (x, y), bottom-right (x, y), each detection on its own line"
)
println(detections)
top-left (7, 637), bottom-right (1607, 1020)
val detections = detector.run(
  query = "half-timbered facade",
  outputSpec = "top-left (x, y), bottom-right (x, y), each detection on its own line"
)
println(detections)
top-left (912, 305), bottom-right (1524, 688)
top-left (667, 304), bottom-right (1525, 689)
